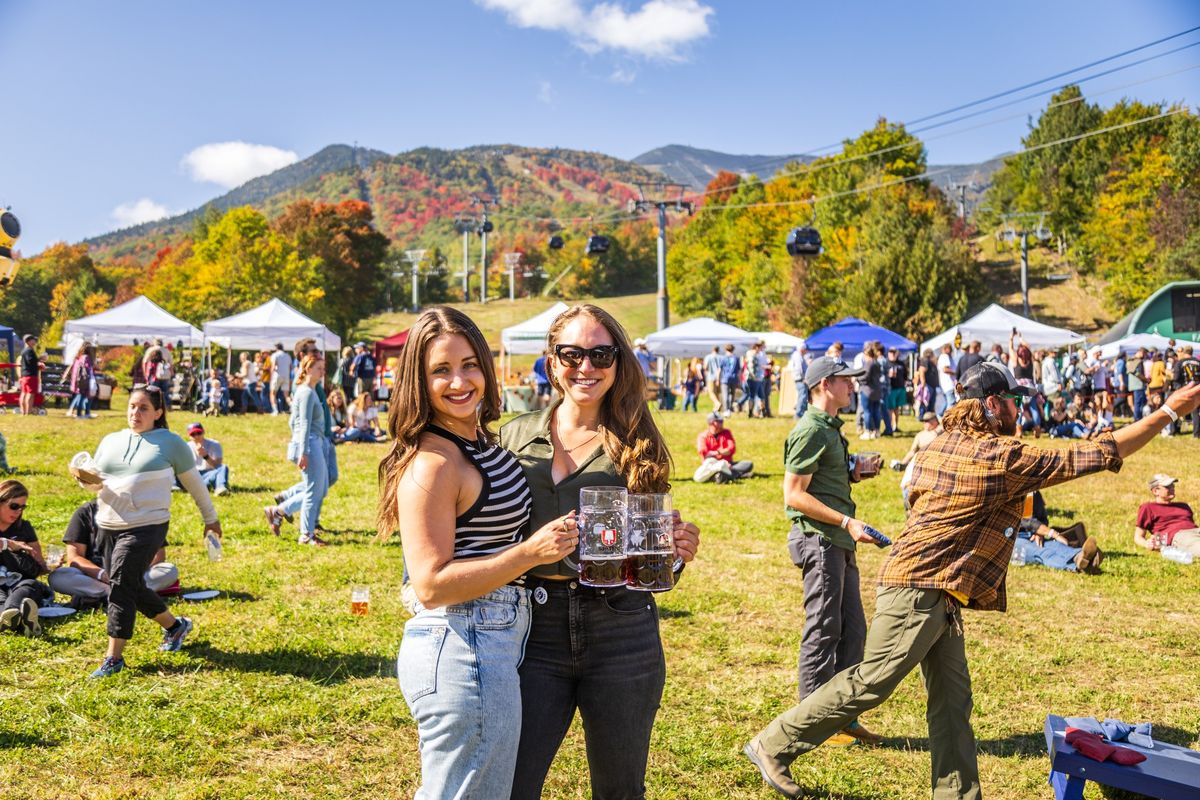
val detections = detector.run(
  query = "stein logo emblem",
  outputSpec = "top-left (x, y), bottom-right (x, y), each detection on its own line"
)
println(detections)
top-left (600, 528), bottom-right (618, 547)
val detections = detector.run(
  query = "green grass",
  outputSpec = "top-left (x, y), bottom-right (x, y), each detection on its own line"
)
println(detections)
top-left (1, 403), bottom-right (1199, 799)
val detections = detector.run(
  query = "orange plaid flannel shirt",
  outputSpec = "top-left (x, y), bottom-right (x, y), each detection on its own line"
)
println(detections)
top-left (878, 429), bottom-right (1122, 611)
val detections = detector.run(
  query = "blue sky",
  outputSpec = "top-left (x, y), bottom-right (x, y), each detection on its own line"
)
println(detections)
top-left (3, 0), bottom-right (1197, 253)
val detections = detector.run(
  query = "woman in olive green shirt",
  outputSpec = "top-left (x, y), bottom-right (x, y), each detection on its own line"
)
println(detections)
top-left (501, 303), bottom-right (700, 800)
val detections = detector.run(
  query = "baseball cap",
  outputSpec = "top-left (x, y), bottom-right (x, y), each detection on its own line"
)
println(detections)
top-left (22, 334), bottom-right (36, 343)
top-left (634, 337), bottom-right (647, 346)
top-left (957, 362), bottom-right (1034, 399)
top-left (1148, 473), bottom-right (1178, 489)
top-left (920, 411), bottom-right (938, 423)
top-left (803, 357), bottom-right (865, 389)
top-left (707, 411), bottom-right (724, 423)
top-left (186, 422), bottom-right (205, 435)
top-left (354, 341), bottom-right (367, 348)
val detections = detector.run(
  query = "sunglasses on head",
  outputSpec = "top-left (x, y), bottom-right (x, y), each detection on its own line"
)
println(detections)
top-left (553, 344), bottom-right (619, 369)
top-left (8, 502), bottom-right (26, 511)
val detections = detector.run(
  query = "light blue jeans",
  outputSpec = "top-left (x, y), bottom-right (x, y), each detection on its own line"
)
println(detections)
top-left (398, 585), bottom-right (532, 800)
top-left (292, 433), bottom-right (328, 542)
top-left (280, 437), bottom-right (337, 527)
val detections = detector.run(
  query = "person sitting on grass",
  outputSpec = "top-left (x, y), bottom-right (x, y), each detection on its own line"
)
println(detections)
top-left (48, 500), bottom-right (180, 610)
top-left (693, 412), bottom-right (753, 483)
top-left (0, 480), bottom-right (49, 637)
top-left (181, 422), bottom-right (230, 496)
top-left (1010, 490), bottom-right (1102, 573)
top-left (344, 392), bottom-right (385, 443)
top-left (1134, 474), bottom-right (1200, 558)
top-left (328, 388), bottom-right (350, 443)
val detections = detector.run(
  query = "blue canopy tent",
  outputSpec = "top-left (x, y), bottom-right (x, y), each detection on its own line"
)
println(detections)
top-left (0, 324), bottom-right (15, 363)
top-left (804, 317), bottom-right (917, 358)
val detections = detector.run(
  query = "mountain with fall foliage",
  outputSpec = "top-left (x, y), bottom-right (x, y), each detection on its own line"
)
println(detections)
top-left (85, 144), bottom-right (664, 264)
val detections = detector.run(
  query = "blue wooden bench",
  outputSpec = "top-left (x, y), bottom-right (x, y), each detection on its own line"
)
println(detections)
top-left (1045, 714), bottom-right (1200, 800)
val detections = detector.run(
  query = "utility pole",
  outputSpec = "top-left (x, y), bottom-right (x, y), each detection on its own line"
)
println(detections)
top-left (629, 182), bottom-right (693, 331)
top-left (1000, 212), bottom-right (1052, 317)
top-left (404, 249), bottom-right (428, 312)
top-left (502, 252), bottom-right (522, 301)
top-left (948, 182), bottom-right (971, 220)
top-left (471, 194), bottom-right (499, 304)
top-left (453, 214), bottom-right (476, 303)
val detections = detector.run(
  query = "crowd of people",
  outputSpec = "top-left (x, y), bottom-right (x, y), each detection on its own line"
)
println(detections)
top-left (6, 308), bottom-right (1200, 800)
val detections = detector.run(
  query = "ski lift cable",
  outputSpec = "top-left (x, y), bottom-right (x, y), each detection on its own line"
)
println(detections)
top-left (728, 25), bottom-right (1200, 177)
top-left (686, 58), bottom-right (1200, 204)
top-left (693, 107), bottom-right (1186, 216)
top-left (446, 60), bottom-right (1198, 230)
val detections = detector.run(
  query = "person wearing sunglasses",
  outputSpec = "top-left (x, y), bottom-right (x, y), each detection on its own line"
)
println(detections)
top-left (83, 385), bottom-right (222, 678)
top-left (378, 307), bottom-right (577, 798)
top-left (745, 361), bottom-right (1200, 800)
top-left (501, 304), bottom-right (701, 800)
top-left (0, 480), bottom-right (50, 637)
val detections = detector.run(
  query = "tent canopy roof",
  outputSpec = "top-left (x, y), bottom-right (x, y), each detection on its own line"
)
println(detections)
top-left (805, 317), bottom-right (916, 355)
top-left (753, 331), bottom-right (806, 354)
top-left (501, 302), bottom-right (569, 355)
top-left (64, 295), bottom-right (204, 346)
top-left (203, 298), bottom-right (340, 351)
top-left (921, 304), bottom-right (1084, 353)
top-left (644, 317), bottom-right (759, 358)
top-left (1096, 333), bottom-right (1179, 359)
top-left (373, 330), bottom-right (409, 362)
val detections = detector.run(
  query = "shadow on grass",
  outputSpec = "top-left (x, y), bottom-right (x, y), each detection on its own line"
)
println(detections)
top-left (230, 484), bottom-right (275, 494)
top-left (0, 730), bottom-right (59, 748)
top-left (879, 724), bottom-right (1199, 759)
top-left (143, 642), bottom-right (393, 684)
top-left (659, 607), bottom-right (693, 620)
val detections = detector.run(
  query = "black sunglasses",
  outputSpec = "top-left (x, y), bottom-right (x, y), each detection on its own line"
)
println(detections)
top-left (554, 344), bottom-right (620, 369)
top-left (8, 502), bottom-right (26, 511)
top-left (1002, 393), bottom-right (1026, 410)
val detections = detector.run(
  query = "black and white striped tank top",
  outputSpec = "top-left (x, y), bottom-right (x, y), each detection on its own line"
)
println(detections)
top-left (427, 426), bottom-right (532, 559)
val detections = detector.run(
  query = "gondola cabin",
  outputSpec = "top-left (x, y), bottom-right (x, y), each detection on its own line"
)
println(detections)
top-left (785, 226), bottom-right (822, 257)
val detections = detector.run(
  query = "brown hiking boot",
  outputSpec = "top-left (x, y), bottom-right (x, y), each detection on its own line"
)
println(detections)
top-left (1074, 537), bottom-right (1103, 574)
top-left (743, 738), bottom-right (802, 798)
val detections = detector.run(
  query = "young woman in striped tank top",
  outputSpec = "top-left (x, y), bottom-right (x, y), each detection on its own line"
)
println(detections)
top-left (378, 307), bottom-right (578, 799)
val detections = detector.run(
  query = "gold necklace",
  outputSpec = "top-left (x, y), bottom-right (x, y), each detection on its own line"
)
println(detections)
top-left (558, 426), bottom-right (602, 454)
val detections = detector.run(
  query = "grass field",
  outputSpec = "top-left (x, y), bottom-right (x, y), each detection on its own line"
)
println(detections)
top-left (1, 402), bottom-right (1198, 800)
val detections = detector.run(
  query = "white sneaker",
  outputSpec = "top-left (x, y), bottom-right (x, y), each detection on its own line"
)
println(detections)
top-left (214, 486), bottom-right (229, 496)
top-left (859, 432), bottom-right (872, 440)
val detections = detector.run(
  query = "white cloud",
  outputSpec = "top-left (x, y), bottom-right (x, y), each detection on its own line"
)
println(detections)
top-left (180, 141), bottom-right (299, 188)
top-left (537, 80), bottom-right (555, 104)
top-left (476, 0), bottom-right (713, 61)
top-left (111, 198), bottom-right (170, 228)
top-left (609, 66), bottom-right (637, 84)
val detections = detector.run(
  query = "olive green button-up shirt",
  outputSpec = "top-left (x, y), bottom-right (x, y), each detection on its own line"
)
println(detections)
top-left (783, 406), bottom-right (856, 551)
top-left (500, 402), bottom-right (626, 580)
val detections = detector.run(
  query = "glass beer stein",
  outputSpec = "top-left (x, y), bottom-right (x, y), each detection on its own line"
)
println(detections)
top-left (577, 487), bottom-right (628, 587)
top-left (624, 493), bottom-right (675, 592)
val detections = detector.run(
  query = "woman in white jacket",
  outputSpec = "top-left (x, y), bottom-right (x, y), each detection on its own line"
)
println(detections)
top-left (86, 385), bottom-right (222, 678)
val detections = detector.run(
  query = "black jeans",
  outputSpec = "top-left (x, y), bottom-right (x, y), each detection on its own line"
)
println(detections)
top-left (103, 523), bottom-right (169, 639)
top-left (0, 577), bottom-right (48, 611)
top-left (511, 578), bottom-right (666, 800)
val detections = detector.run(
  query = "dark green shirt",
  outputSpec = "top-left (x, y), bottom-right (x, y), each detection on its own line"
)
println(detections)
top-left (783, 406), bottom-right (856, 551)
top-left (500, 402), bottom-right (627, 580)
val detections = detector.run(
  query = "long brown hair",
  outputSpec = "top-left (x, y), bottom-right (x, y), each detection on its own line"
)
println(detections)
top-left (130, 386), bottom-right (169, 430)
top-left (376, 307), bottom-right (500, 536)
top-left (295, 354), bottom-right (322, 385)
top-left (546, 304), bottom-right (671, 493)
top-left (941, 397), bottom-right (992, 435)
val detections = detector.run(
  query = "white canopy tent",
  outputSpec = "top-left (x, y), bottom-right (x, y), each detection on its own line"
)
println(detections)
top-left (922, 304), bottom-right (1085, 353)
top-left (63, 295), bottom-right (204, 347)
top-left (1096, 333), bottom-right (1178, 359)
top-left (644, 317), bottom-right (759, 358)
top-left (754, 331), bottom-right (806, 354)
top-left (500, 302), bottom-right (569, 355)
top-left (202, 299), bottom-right (340, 352)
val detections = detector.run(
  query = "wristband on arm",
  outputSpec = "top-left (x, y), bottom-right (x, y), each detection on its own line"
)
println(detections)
top-left (840, 515), bottom-right (851, 530)
top-left (1161, 405), bottom-right (1179, 423)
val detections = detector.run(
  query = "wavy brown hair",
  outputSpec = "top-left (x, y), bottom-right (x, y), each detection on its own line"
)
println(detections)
top-left (294, 354), bottom-right (323, 385)
top-left (941, 397), bottom-right (992, 435)
top-left (0, 479), bottom-right (28, 505)
top-left (546, 304), bottom-right (671, 493)
top-left (376, 307), bottom-right (500, 537)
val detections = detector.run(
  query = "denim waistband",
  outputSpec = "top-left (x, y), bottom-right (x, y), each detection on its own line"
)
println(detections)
top-left (409, 584), bottom-right (529, 617)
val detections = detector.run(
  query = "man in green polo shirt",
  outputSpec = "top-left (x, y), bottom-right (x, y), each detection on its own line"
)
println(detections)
top-left (746, 356), bottom-right (888, 792)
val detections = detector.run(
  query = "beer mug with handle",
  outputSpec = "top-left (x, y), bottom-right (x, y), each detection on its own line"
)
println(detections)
top-left (625, 493), bottom-right (675, 592)
top-left (578, 487), bottom-right (627, 587)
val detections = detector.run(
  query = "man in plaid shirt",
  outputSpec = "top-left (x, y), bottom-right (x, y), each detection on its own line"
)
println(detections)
top-left (745, 362), bottom-right (1200, 800)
